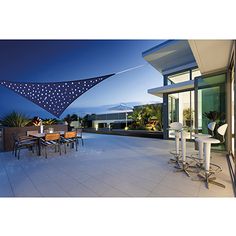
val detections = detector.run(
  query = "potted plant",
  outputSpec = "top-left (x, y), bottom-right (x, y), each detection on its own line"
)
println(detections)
top-left (203, 111), bottom-right (225, 124)
top-left (203, 111), bottom-right (225, 135)
top-left (183, 108), bottom-right (194, 127)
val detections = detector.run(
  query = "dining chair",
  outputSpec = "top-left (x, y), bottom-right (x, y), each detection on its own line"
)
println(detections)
top-left (40, 133), bottom-right (61, 158)
top-left (61, 131), bottom-right (78, 154)
top-left (76, 128), bottom-right (84, 146)
top-left (12, 133), bottom-right (38, 160)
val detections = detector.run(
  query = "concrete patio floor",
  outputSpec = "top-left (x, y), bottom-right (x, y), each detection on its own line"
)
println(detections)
top-left (0, 133), bottom-right (234, 197)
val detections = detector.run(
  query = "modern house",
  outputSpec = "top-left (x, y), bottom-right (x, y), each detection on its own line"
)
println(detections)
top-left (143, 40), bottom-right (236, 183)
top-left (88, 103), bottom-right (161, 130)
top-left (90, 112), bottom-right (133, 129)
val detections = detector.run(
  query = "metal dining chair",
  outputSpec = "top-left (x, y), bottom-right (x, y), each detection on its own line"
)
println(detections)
top-left (40, 133), bottom-right (61, 158)
top-left (61, 131), bottom-right (78, 154)
top-left (12, 133), bottom-right (38, 160)
top-left (76, 128), bottom-right (84, 146)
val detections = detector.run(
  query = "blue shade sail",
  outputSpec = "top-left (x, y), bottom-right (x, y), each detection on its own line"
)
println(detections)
top-left (0, 73), bottom-right (115, 117)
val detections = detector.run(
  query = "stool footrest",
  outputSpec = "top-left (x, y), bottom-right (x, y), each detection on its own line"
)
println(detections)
top-left (192, 172), bottom-right (225, 189)
top-left (168, 157), bottom-right (183, 165)
top-left (169, 150), bottom-right (182, 156)
top-left (210, 163), bottom-right (222, 174)
top-left (174, 162), bottom-right (199, 177)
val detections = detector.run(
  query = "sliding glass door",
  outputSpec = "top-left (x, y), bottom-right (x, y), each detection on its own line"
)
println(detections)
top-left (167, 73), bottom-right (226, 145)
top-left (168, 90), bottom-right (195, 139)
top-left (195, 74), bottom-right (226, 150)
top-left (166, 68), bottom-right (200, 139)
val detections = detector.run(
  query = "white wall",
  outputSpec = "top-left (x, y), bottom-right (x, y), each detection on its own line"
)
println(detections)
top-left (92, 119), bottom-right (132, 128)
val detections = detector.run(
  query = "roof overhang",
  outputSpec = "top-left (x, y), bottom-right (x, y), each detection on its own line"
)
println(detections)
top-left (148, 80), bottom-right (194, 98)
top-left (142, 40), bottom-right (197, 75)
top-left (188, 40), bottom-right (233, 75)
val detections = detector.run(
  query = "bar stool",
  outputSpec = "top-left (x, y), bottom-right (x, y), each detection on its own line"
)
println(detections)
top-left (168, 122), bottom-right (183, 165)
top-left (210, 124), bottom-right (228, 173)
top-left (208, 122), bottom-right (217, 136)
top-left (194, 138), bottom-right (225, 188)
top-left (175, 129), bottom-right (197, 177)
top-left (193, 124), bottom-right (228, 189)
top-left (191, 122), bottom-right (216, 167)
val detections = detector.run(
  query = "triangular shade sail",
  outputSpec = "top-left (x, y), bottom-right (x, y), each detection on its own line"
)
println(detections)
top-left (0, 73), bottom-right (115, 117)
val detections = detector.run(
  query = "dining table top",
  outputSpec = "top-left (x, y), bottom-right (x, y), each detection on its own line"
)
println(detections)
top-left (29, 131), bottom-right (65, 138)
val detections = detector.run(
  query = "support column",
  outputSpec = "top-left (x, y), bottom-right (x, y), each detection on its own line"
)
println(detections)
top-left (163, 75), bottom-right (169, 139)
top-left (163, 93), bottom-right (168, 139)
top-left (194, 77), bottom-right (199, 150)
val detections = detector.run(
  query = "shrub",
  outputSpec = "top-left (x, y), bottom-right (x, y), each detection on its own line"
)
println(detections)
top-left (42, 118), bottom-right (58, 125)
top-left (128, 123), bottom-right (147, 130)
top-left (31, 116), bottom-right (41, 126)
top-left (129, 104), bottom-right (163, 131)
top-left (1, 111), bottom-right (30, 127)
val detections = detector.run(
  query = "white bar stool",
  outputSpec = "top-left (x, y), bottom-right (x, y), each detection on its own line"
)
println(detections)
top-left (193, 124), bottom-right (228, 189)
top-left (191, 122), bottom-right (216, 166)
top-left (174, 129), bottom-right (199, 177)
top-left (194, 138), bottom-right (225, 189)
top-left (192, 133), bottom-right (212, 166)
top-left (168, 122), bottom-right (183, 165)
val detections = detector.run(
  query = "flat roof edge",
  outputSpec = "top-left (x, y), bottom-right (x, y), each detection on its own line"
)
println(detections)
top-left (163, 61), bottom-right (197, 75)
top-left (148, 80), bottom-right (194, 95)
top-left (142, 40), bottom-right (178, 57)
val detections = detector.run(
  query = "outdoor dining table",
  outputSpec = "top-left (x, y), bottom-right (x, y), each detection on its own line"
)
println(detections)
top-left (29, 131), bottom-right (65, 156)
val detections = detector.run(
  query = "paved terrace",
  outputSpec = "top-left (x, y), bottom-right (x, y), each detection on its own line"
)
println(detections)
top-left (0, 133), bottom-right (234, 197)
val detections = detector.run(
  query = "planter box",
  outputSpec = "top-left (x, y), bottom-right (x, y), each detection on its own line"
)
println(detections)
top-left (83, 128), bottom-right (163, 139)
top-left (0, 127), bottom-right (3, 152)
top-left (3, 124), bottom-right (68, 152)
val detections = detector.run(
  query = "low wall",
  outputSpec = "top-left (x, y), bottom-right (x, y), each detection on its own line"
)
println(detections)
top-left (3, 124), bottom-right (68, 152)
top-left (83, 128), bottom-right (163, 139)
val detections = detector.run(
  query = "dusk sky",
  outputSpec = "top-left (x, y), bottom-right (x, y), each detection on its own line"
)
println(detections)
top-left (0, 40), bottom-right (163, 118)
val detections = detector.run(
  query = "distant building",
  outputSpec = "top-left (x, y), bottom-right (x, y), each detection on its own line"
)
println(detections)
top-left (85, 103), bottom-right (161, 129)
top-left (89, 112), bottom-right (133, 129)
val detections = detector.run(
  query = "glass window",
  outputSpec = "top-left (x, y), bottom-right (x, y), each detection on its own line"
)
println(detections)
top-left (197, 74), bottom-right (226, 150)
top-left (168, 94), bottom-right (178, 124)
top-left (198, 74), bottom-right (226, 88)
top-left (168, 90), bottom-right (195, 139)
